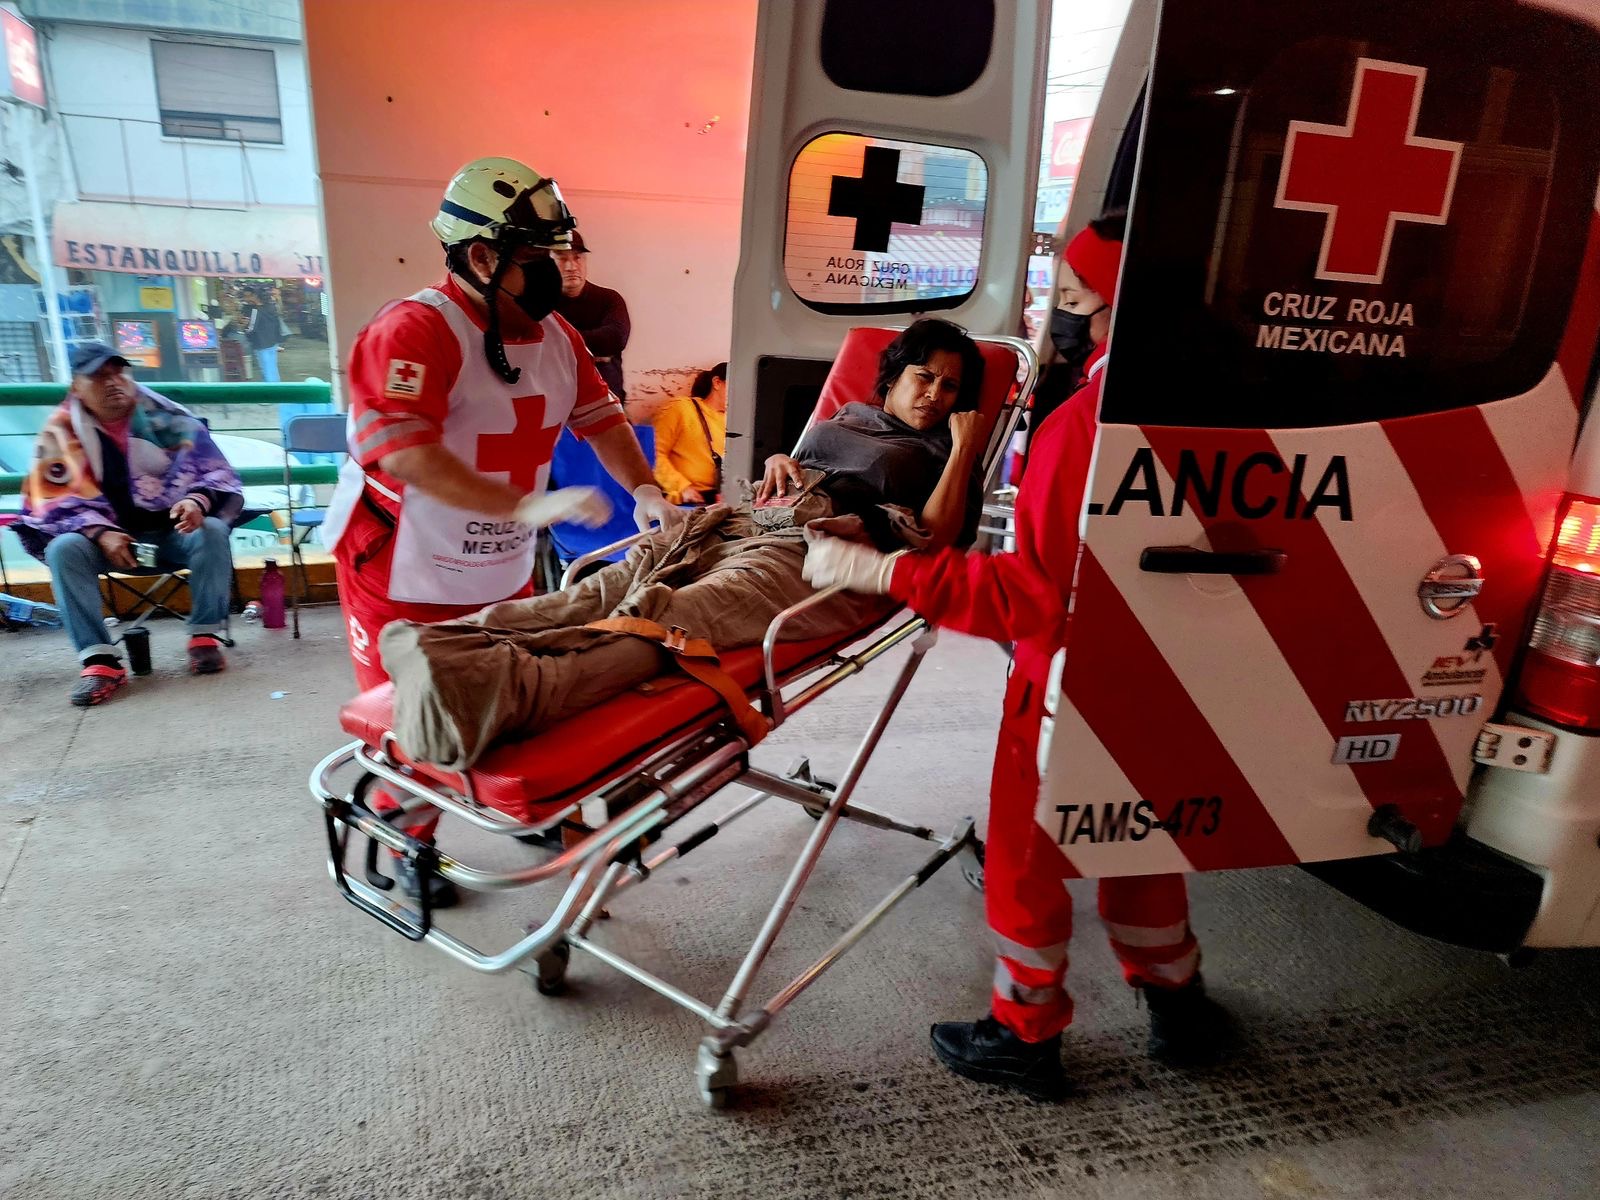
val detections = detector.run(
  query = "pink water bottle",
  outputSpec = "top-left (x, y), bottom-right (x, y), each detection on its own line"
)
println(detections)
top-left (260, 559), bottom-right (287, 629)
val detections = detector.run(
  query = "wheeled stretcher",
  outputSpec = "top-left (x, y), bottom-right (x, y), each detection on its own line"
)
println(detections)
top-left (310, 328), bottom-right (1036, 1105)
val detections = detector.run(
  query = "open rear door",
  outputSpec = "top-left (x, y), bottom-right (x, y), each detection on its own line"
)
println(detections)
top-left (1039, 0), bottom-right (1600, 876)
top-left (725, 0), bottom-right (1049, 481)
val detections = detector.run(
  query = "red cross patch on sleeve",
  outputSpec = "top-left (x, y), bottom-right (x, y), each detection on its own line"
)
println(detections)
top-left (384, 359), bottom-right (426, 399)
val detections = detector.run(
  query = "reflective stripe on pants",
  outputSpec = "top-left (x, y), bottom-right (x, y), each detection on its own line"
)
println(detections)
top-left (985, 675), bottom-right (1201, 1042)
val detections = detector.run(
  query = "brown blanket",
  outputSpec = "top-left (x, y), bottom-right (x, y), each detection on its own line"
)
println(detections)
top-left (380, 497), bottom-right (889, 770)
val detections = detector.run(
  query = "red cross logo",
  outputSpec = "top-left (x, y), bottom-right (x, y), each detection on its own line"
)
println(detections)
top-left (395, 363), bottom-right (419, 385)
top-left (476, 394), bottom-right (560, 493)
top-left (1274, 58), bottom-right (1463, 285)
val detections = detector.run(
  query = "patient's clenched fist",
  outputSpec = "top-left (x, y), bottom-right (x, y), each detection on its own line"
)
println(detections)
top-left (948, 410), bottom-right (985, 451)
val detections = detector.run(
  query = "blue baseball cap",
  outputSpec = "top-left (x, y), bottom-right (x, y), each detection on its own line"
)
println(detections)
top-left (69, 342), bottom-right (131, 376)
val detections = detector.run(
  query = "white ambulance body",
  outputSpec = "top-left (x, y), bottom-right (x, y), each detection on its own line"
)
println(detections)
top-left (728, 0), bottom-right (1600, 955)
top-left (1034, 0), bottom-right (1600, 953)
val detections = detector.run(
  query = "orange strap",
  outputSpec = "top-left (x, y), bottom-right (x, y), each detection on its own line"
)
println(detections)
top-left (585, 616), bottom-right (770, 745)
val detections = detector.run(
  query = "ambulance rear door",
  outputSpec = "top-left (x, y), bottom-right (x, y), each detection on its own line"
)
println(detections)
top-left (1039, 0), bottom-right (1600, 876)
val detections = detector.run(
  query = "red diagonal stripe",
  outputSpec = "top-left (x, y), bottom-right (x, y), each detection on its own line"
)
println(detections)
top-left (1062, 550), bottom-right (1298, 869)
top-left (1383, 406), bottom-right (1548, 681)
top-left (1142, 428), bottom-right (1461, 845)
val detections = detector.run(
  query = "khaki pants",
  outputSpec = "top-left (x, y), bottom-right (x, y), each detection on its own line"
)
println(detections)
top-left (381, 504), bottom-right (886, 769)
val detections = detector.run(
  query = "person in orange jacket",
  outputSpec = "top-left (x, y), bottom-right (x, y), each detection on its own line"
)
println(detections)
top-left (802, 220), bottom-right (1226, 1100)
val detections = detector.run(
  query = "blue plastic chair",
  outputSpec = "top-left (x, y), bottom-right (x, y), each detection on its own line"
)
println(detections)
top-left (546, 424), bottom-right (656, 568)
top-left (283, 413), bottom-right (348, 637)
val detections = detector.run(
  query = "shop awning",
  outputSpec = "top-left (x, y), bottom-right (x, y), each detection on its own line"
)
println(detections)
top-left (51, 200), bottom-right (323, 279)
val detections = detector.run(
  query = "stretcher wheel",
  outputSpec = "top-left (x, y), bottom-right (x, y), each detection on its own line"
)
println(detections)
top-left (696, 1042), bottom-right (738, 1108)
top-left (960, 837), bottom-right (985, 894)
top-left (785, 756), bottom-right (836, 821)
top-left (532, 941), bottom-right (570, 996)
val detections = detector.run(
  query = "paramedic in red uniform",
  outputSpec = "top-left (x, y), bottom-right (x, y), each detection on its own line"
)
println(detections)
top-left (322, 157), bottom-right (683, 905)
top-left (804, 220), bottom-right (1226, 1100)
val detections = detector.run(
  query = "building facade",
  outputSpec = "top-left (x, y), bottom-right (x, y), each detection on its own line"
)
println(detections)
top-left (9, 0), bottom-right (327, 384)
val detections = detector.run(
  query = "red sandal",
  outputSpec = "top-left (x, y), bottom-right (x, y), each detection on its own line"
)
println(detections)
top-left (71, 663), bottom-right (128, 707)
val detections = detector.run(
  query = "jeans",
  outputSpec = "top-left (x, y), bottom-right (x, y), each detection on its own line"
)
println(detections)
top-left (255, 344), bottom-right (281, 382)
top-left (45, 518), bottom-right (234, 662)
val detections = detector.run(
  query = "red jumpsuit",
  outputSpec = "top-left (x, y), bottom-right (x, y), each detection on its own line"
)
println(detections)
top-left (888, 359), bottom-right (1199, 1043)
top-left (331, 275), bottom-right (626, 839)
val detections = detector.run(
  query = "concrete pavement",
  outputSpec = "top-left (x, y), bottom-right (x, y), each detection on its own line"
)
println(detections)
top-left (3, 607), bottom-right (1598, 1199)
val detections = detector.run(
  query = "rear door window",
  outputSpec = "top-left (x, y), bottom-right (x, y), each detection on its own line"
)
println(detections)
top-left (784, 133), bottom-right (989, 316)
top-left (1104, 0), bottom-right (1600, 429)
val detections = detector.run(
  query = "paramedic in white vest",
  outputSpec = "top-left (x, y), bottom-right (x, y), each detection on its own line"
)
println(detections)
top-left (322, 157), bottom-right (682, 905)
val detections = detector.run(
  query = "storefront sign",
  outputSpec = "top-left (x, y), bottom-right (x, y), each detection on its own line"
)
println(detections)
top-left (52, 201), bottom-right (325, 279)
top-left (1049, 117), bottom-right (1092, 180)
top-left (2, 11), bottom-right (45, 110)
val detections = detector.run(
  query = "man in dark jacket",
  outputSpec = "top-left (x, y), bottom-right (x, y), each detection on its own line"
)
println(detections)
top-left (552, 232), bottom-right (631, 399)
top-left (241, 285), bottom-right (285, 382)
top-left (17, 343), bottom-right (242, 705)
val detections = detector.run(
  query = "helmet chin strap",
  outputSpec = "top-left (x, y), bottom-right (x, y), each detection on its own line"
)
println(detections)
top-left (466, 245), bottom-right (522, 385)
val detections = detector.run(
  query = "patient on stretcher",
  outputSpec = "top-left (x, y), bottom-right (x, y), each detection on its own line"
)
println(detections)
top-left (379, 318), bottom-right (988, 770)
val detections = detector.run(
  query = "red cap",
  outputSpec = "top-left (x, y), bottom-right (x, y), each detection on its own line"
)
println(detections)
top-left (1063, 225), bottom-right (1123, 307)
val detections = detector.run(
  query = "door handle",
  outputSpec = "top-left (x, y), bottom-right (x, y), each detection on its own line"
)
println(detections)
top-left (1139, 546), bottom-right (1286, 576)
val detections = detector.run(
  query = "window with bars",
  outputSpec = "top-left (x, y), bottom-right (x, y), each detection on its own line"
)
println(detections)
top-left (152, 40), bottom-right (282, 144)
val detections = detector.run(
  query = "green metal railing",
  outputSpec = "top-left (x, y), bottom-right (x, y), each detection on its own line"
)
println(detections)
top-left (0, 381), bottom-right (334, 407)
top-left (0, 382), bottom-right (340, 491)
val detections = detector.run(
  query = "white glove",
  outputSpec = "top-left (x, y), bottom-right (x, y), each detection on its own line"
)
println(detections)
top-left (514, 486), bottom-right (612, 530)
top-left (802, 537), bottom-right (896, 594)
top-left (632, 483), bottom-right (686, 533)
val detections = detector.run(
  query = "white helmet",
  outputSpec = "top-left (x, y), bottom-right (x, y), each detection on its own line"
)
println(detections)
top-left (430, 156), bottom-right (576, 250)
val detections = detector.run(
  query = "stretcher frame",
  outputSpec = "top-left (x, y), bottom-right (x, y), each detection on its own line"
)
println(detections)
top-left (310, 332), bottom-right (1036, 1106)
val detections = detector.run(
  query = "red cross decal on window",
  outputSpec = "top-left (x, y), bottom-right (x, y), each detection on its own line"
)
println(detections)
top-left (476, 394), bottom-right (560, 493)
top-left (1274, 58), bottom-right (1463, 285)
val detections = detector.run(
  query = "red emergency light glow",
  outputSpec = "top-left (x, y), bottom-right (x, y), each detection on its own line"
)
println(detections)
top-left (1514, 494), bottom-right (1600, 730)
top-left (1552, 497), bottom-right (1600, 573)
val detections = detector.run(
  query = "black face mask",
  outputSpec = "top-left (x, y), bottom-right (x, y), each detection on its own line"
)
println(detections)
top-left (472, 249), bottom-right (567, 384)
top-left (1049, 304), bottom-right (1106, 370)
top-left (509, 254), bottom-right (563, 323)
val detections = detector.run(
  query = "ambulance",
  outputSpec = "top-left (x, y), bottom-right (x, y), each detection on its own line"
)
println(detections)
top-left (728, 0), bottom-right (1600, 953)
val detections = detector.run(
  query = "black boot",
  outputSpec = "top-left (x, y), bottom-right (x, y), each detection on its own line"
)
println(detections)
top-left (930, 1015), bottom-right (1067, 1100)
top-left (1143, 976), bottom-right (1229, 1067)
top-left (392, 854), bottom-right (459, 909)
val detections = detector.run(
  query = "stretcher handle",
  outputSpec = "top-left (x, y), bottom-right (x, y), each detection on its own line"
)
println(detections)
top-left (321, 795), bottom-right (436, 942)
top-left (1139, 545), bottom-right (1286, 576)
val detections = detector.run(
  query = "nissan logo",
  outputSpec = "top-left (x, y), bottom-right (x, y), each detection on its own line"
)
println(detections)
top-left (1419, 554), bottom-right (1483, 619)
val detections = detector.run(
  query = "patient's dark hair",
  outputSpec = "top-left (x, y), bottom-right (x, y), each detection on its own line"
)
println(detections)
top-left (690, 361), bottom-right (727, 399)
top-left (873, 318), bottom-right (985, 413)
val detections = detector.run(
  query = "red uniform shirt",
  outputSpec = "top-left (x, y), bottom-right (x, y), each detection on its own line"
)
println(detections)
top-left (345, 274), bottom-right (625, 521)
top-left (889, 369), bottom-right (1102, 689)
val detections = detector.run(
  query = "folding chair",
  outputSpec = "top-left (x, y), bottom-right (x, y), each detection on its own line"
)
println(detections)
top-left (100, 505), bottom-right (264, 648)
top-left (282, 413), bottom-right (349, 639)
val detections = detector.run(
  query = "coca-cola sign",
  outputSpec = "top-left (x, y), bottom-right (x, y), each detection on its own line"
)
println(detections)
top-left (2, 11), bottom-right (45, 109)
top-left (1049, 117), bottom-right (1092, 180)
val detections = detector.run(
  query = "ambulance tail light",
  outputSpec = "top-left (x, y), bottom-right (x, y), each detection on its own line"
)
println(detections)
top-left (1514, 495), bottom-right (1600, 730)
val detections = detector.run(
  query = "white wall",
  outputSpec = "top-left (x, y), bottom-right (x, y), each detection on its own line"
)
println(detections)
top-left (43, 24), bottom-right (316, 208)
top-left (303, 0), bottom-right (756, 403)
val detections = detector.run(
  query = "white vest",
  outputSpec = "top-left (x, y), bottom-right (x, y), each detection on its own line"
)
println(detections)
top-left (324, 287), bottom-right (579, 606)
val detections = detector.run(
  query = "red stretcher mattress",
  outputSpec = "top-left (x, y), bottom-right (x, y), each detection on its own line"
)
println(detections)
top-left (339, 629), bottom-right (873, 823)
